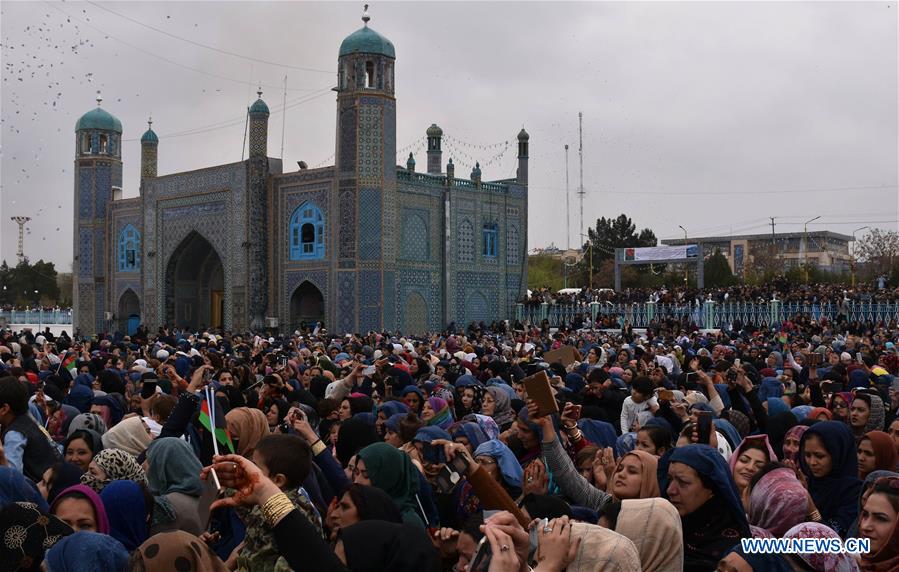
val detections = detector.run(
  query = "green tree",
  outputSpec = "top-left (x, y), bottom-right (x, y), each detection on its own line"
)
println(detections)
top-left (0, 259), bottom-right (60, 306)
top-left (575, 214), bottom-right (657, 285)
top-left (703, 250), bottom-right (738, 287)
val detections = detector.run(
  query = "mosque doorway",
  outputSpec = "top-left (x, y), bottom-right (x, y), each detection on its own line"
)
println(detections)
top-left (289, 281), bottom-right (324, 332)
top-left (165, 232), bottom-right (225, 330)
top-left (117, 289), bottom-right (141, 336)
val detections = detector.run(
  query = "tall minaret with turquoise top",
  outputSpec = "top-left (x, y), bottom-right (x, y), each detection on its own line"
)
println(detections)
top-left (247, 89), bottom-right (270, 330)
top-left (335, 5), bottom-right (398, 331)
top-left (73, 92), bottom-right (123, 335)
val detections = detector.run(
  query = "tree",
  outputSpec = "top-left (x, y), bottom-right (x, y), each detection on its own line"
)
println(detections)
top-left (855, 229), bottom-right (899, 281)
top-left (0, 259), bottom-right (60, 306)
top-left (703, 250), bottom-right (738, 287)
top-left (576, 214), bottom-right (657, 285)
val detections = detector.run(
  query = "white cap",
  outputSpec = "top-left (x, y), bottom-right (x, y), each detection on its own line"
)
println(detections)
top-left (156, 349), bottom-right (170, 361)
top-left (133, 359), bottom-right (148, 369)
top-left (840, 352), bottom-right (852, 362)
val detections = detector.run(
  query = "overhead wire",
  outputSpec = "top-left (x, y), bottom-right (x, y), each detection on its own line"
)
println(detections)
top-left (85, 1), bottom-right (333, 74)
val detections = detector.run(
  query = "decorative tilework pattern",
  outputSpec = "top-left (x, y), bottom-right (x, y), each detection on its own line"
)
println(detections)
top-left (396, 269), bottom-right (441, 332)
top-left (400, 209), bottom-right (429, 261)
top-left (358, 188), bottom-right (381, 260)
top-left (357, 104), bottom-right (382, 183)
top-left (506, 224), bottom-right (519, 266)
top-left (358, 269), bottom-right (382, 331)
top-left (78, 230), bottom-right (93, 279)
top-left (337, 272), bottom-right (356, 332)
top-left (382, 271), bottom-right (395, 331)
top-left (338, 101), bottom-right (356, 172)
top-left (339, 190), bottom-right (356, 259)
top-left (458, 219), bottom-right (474, 263)
top-left (78, 168), bottom-right (93, 218)
top-left (403, 291), bottom-right (428, 334)
top-left (454, 271), bottom-right (500, 325)
top-left (465, 291), bottom-right (489, 327)
top-left (94, 163), bottom-right (111, 218)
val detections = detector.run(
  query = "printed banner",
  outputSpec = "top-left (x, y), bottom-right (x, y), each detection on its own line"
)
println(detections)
top-left (624, 245), bottom-right (699, 261)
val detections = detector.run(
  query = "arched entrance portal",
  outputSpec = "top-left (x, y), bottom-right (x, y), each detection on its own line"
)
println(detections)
top-left (289, 281), bottom-right (324, 332)
top-left (117, 289), bottom-right (140, 335)
top-left (165, 232), bottom-right (225, 330)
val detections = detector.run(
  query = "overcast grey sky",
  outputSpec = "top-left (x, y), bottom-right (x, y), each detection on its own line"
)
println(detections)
top-left (1, 1), bottom-right (896, 270)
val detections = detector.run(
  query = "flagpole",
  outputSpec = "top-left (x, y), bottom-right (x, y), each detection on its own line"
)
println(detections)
top-left (205, 385), bottom-right (223, 490)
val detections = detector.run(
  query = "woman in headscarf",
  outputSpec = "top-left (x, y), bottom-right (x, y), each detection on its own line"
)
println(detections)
top-left (43, 530), bottom-right (130, 572)
top-left (566, 520), bottom-right (641, 571)
top-left (782, 522), bottom-right (860, 572)
top-left (0, 502), bottom-right (73, 571)
top-left (728, 435), bottom-right (777, 505)
top-left (454, 383), bottom-right (485, 419)
top-left (37, 462), bottom-right (84, 505)
top-left (613, 498), bottom-right (684, 572)
top-left (607, 449), bottom-right (660, 501)
top-left (850, 393), bottom-right (886, 442)
top-left (422, 396), bottom-right (453, 430)
top-left (100, 479), bottom-right (151, 552)
top-left (452, 421), bottom-right (489, 454)
top-left (336, 417), bottom-right (382, 468)
top-left (766, 410), bottom-right (798, 460)
top-left (64, 429), bottom-right (103, 472)
top-left (829, 391), bottom-right (853, 422)
top-left (400, 386), bottom-right (424, 415)
top-left (660, 444), bottom-right (750, 570)
top-left (100, 415), bottom-right (152, 457)
top-left (263, 398), bottom-right (290, 432)
top-left (50, 484), bottom-right (110, 533)
top-left (473, 439), bottom-right (523, 498)
top-left (66, 413), bottom-right (107, 437)
top-left (90, 395), bottom-right (124, 428)
top-left (80, 448), bottom-right (147, 493)
top-left (747, 466), bottom-right (808, 537)
top-left (337, 520), bottom-right (439, 572)
top-left (131, 530), bottom-right (228, 571)
top-left (225, 407), bottom-right (269, 458)
top-left (781, 425), bottom-right (809, 463)
top-left (326, 483), bottom-right (403, 540)
top-left (481, 387), bottom-right (516, 431)
top-left (858, 431), bottom-right (898, 480)
top-left (848, 470), bottom-right (899, 538)
top-left (353, 442), bottom-right (424, 526)
top-left (64, 377), bottom-right (95, 414)
top-left (859, 475), bottom-right (899, 571)
top-left (376, 400), bottom-right (409, 436)
top-left (798, 420), bottom-right (863, 536)
top-left (145, 437), bottom-right (206, 536)
top-left (47, 404), bottom-right (81, 445)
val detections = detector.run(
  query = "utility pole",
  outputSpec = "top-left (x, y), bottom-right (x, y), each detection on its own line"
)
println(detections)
top-left (803, 215), bottom-right (821, 284)
top-left (565, 144), bottom-right (570, 251)
top-left (678, 225), bottom-right (688, 285)
top-left (10, 216), bottom-right (31, 263)
top-left (578, 112), bottom-right (585, 246)
top-left (851, 226), bottom-right (869, 287)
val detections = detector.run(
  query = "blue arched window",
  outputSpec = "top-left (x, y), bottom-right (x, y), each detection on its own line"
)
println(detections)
top-left (289, 202), bottom-right (325, 260)
top-left (117, 224), bottom-right (141, 272)
top-left (482, 222), bottom-right (498, 258)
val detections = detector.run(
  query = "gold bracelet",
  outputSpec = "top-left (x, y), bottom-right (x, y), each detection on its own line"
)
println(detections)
top-left (808, 509), bottom-right (822, 522)
top-left (562, 423), bottom-right (578, 432)
top-left (261, 492), bottom-right (295, 527)
top-left (570, 430), bottom-right (583, 442)
top-left (310, 439), bottom-right (327, 456)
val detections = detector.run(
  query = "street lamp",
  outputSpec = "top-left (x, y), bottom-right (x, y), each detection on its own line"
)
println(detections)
top-left (803, 216), bottom-right (821, 283)
top-left (851, 226), bottom-right (870, 287)
top-left (678, 225), bottom-right (688, 285)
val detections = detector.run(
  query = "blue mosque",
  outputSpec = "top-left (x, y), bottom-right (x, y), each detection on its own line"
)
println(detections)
top-left (71, 12), bottom-right (529, 336)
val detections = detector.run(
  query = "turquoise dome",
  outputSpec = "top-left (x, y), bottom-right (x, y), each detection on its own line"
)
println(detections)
top-left (75, 107), bottom-right (122, 133)
top-left (141, 129), bottom-right (158, 144)
top-left (339, 26), bottom-right (395, 58)
top-left (249, 98), bottom-right (270, 115)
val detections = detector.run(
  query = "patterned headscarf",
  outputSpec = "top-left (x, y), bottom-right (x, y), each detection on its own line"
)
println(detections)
top-left (0, 502), bottom-right (73, 572)
top-left (782, 425), bottom-right (810, 463)
top-left (783, 522), bottom-right (859, 571)
top-left (134, 531), bottom-right (227, 571)
top-left (748, 468), bottom-right (808, 537)
top-left (66, 413), bottom-right (107, 437)
top-left (79, 448), bottom-right (147, 493)
top-left (425, 397), bottom-right (453, 430)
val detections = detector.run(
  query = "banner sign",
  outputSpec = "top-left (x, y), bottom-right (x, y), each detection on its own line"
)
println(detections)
top-left (624, 245), bottom-right (699, 261)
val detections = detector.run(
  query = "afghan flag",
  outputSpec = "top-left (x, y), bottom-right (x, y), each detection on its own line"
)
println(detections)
top-left (60, 352), bottom-right (77, 376)
top-left (199, 394), bottom-right (235, 454)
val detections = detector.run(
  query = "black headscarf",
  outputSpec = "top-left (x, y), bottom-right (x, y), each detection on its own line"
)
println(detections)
top-left (340, 521), bottom-right (439, 572)
top-left (345, 484), bottom-right (403, 523)
top-left (520, 494), bottom-right (573, 520)
top-left (765, 411), bottom-right (798, 460)
top-left (0, 502), bottom-right (73, 571)
top-left (46, 462), bottom-right (86, 504)
top-left (335, 419), bottom-right (380, 467)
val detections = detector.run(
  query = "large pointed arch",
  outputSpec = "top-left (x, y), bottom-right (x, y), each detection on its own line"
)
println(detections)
top-left (164, 231), bottom-right (225, 329)
top-left (117, 288), bottom-right (141, 335)
top-left (289, 281), bottom-right (325, 332)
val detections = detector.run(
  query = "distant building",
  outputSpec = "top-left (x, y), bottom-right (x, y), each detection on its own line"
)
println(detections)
top-left (662, 231), bottom-right (853, 277)
top-left (71, 12), bottom-right (529, 336)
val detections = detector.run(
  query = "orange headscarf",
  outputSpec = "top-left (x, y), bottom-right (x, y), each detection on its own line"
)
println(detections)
top-left (607, 449), bottom-right (660, 499)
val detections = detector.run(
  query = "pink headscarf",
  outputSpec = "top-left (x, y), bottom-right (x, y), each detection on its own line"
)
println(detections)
top-left (748, 468), bottom-right (808, 537)
top-left (783, 425), bottom-right (810, 462)
top-left (783, 522), bottom-right (859, 571)
top-left (728, 434), bottom-right (778, 473)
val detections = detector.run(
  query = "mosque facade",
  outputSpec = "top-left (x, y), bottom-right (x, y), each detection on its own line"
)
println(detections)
top-left (71, 15), bottom-right (529, 336)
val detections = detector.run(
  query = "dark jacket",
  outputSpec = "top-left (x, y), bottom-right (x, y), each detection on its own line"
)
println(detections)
top-left (3, 413), bottom-right (62, 481)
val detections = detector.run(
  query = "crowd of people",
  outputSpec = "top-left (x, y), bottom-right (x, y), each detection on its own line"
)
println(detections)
top-left (0, 306), bottom-right (898, 571)
top-left (522, 280), bottom-right (898, 306)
